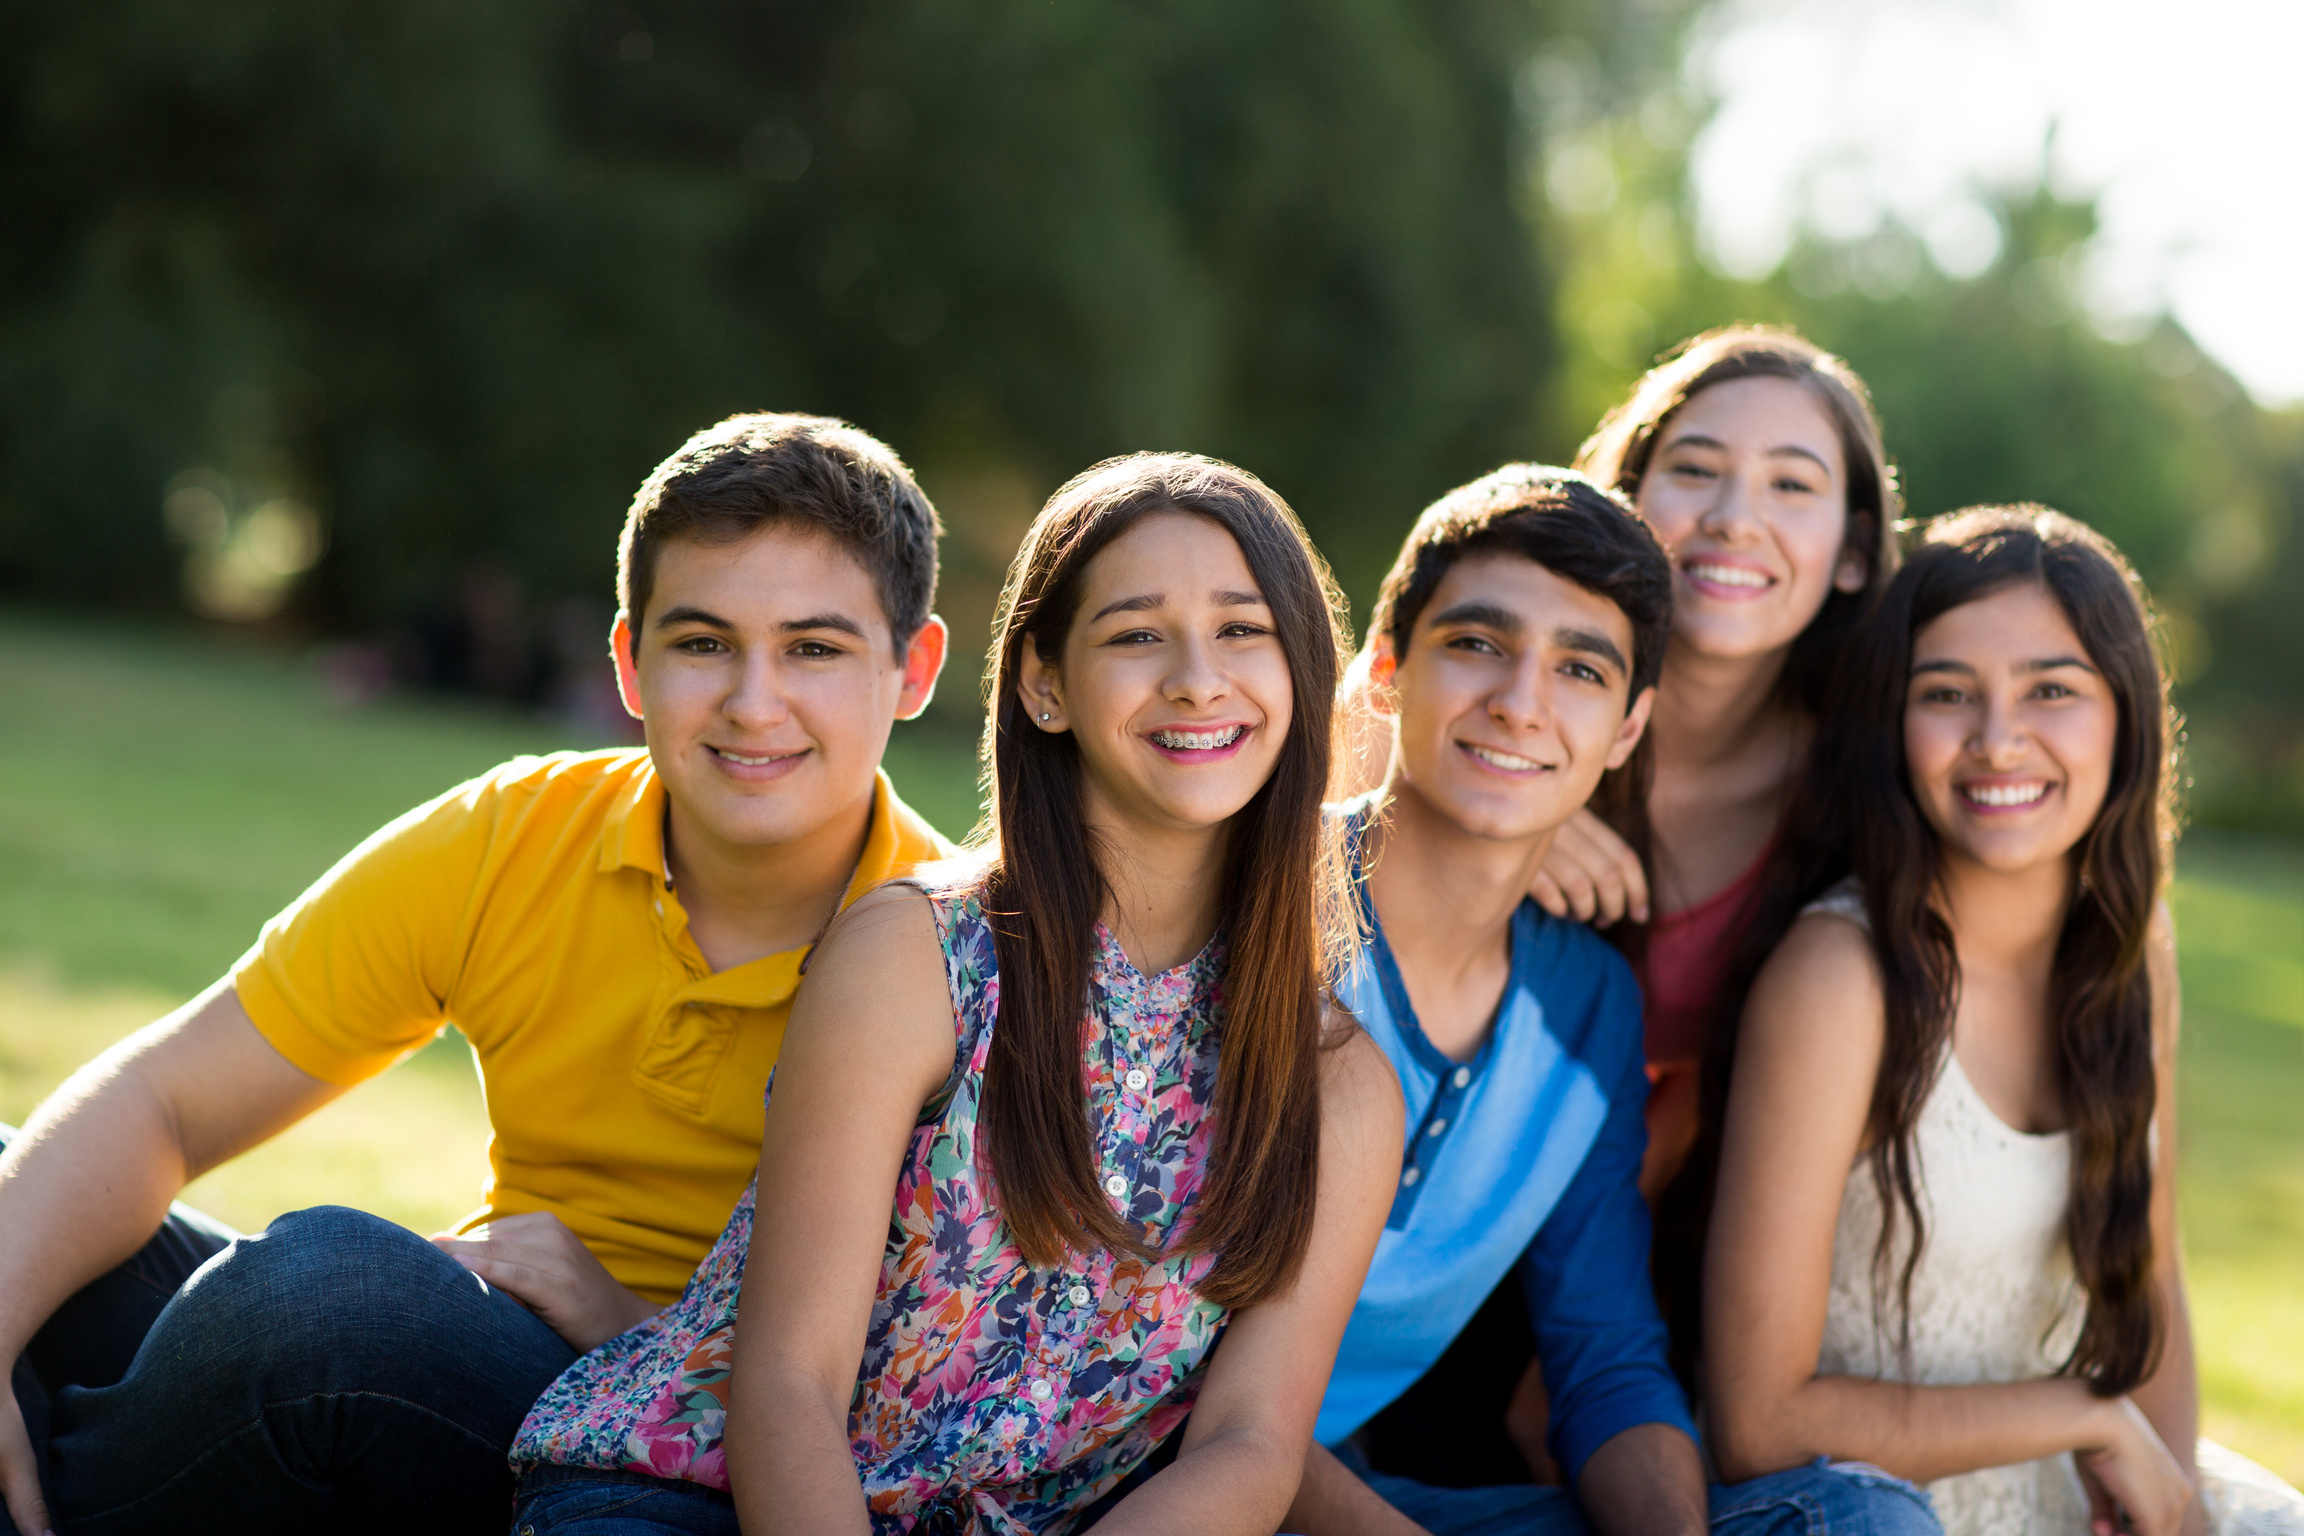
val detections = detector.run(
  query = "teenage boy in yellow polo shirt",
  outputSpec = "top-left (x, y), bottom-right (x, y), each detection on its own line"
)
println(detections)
top-left (0, 414), bottom-right (952, 1536)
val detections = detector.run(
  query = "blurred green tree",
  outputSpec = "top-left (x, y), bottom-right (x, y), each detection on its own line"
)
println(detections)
top-left (0, 0), bottom-right (1555, 671)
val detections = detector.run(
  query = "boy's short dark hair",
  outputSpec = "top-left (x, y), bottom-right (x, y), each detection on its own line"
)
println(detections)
top-left (618, 412), bottom-right (941, 654)
top-left (1370, 465), bottom-right (1672, 695)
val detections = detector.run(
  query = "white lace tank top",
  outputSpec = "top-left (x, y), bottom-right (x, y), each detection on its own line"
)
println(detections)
top-left (1806, 882), bottom-right (2093, 1536)
top-left (1803, 883), bottom-right (2304, 1535)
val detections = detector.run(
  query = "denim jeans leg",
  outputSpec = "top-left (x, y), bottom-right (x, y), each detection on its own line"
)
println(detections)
top-left (41, 1204), bottom-right (578, 1536)
top-left (1, 1120), bottom-right (238, 1536)
top-left (511, 1467), bottom-right (742, 1536)
top-left (1709, 1459), bottom-right (1942, 1536)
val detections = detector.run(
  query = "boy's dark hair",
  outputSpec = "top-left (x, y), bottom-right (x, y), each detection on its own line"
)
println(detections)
top-left (1369, 464), bottom-right (1672, 695)
top-left (617, 412), bottom-right (941, 655)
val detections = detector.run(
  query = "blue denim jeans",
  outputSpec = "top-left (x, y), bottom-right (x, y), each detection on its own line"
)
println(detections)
top-left (1359, 1456), bottom-right (1941, 1536)
top-left (4, 1167), bottom-right (575, 1536)
top-left (511, 1466), bottom-right (741, 1536)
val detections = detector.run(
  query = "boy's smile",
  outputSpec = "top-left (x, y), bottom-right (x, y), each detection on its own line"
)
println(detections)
top-left (613, 522), bottom-right (945, 859)
top-left (1374, 553), bottom-right (1651, 847)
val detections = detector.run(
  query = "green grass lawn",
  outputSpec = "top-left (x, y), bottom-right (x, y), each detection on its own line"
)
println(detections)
top-left (1, 609), bottom-right (2297, 1478)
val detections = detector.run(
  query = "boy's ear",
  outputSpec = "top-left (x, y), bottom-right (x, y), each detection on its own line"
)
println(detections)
top-left (895, 615), bottom-right (949, 722)
top-left (611, 614), bottom-right (644, 721)
top-left (1359, 635), bottom-right (1402, 717)
top-left (1604, 685), bottom-right (1657, 770)
top-left (1017, 645), bottom-right (1068, 733)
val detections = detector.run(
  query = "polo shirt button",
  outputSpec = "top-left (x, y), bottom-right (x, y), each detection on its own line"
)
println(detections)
top-left (1124, 1068), bottom-right (1148, 1092)
top-left (653, 900), bottom-right (664, 916)
top-left (1401, 1166), bottom-right (1421, 1187)
top-left (1451, 1067), bottom-right (1471, 1089)
top-left (1068, 1283), bottom-right (1091, 1307)
top-left (1029, 1379), bottom-right (1053, 1402)
top-left (1427, 1119), bottom-right (1447, 1137)
top-left (1103, 1173), bottom-right (1129, 1198)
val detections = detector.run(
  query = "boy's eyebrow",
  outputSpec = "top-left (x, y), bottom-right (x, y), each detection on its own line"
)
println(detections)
top-left (652, 604), bottom-right (733, 631)
top-left (1428, 600), bottom-right (1524, 635)
top-left (1555, 625), bottom-right (1627, 673)
top-left (650, 605), bottom-right (869, 641)
top-left (780, 612), bottom-right (869, 639)
top-left (1661, 430), bottom-right (1835, 477)
top-left (1089, 589), bottom-right (1268, 623)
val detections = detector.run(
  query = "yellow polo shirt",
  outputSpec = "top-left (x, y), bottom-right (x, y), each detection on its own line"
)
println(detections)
top-left (232, 748), bottom-right (950, 1301)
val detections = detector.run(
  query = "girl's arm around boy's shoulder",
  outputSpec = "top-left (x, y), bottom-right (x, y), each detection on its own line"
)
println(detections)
top-left (1094, 1019), bottom-right (1405, 1536)
top-left (725, 883), bottom-right (957, 1536)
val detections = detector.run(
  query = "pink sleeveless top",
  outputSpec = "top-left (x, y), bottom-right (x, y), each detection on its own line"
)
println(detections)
top-left (1636, 844), bottom-right (1770, 1078)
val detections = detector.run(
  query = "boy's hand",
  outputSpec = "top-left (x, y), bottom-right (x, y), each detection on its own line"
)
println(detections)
top-left (432, 1212), bottom-right (660, 1353)
top-left (1530, 808), bottom-right (1649, 926)
top-left (0, 1388), bottom-right (55, 1536)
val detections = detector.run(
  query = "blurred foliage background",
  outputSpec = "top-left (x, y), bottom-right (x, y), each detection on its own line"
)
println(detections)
top-left (4, 0), bottom-right (2295, 831)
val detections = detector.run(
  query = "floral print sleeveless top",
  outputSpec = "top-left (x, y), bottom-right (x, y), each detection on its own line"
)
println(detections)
top-left (510, 881), bottom-right (1232, 1534)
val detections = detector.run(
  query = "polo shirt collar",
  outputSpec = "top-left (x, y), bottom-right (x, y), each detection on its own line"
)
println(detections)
top-left (595, 754), bottom-right (910, 904)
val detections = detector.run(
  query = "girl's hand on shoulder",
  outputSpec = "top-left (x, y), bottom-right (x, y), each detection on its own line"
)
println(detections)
top-left (1530, 809), bottom-right (1648, 926)
top-left (2076, 1396), bottom-right (2195, 1536)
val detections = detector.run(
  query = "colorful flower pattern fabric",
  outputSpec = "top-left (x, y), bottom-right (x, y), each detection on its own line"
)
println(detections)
top-left (510, 880), bottom-right (1232, 1534)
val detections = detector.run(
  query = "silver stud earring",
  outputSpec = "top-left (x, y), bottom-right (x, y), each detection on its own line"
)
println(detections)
top-left (1039, 712), bottom-right (1051, 722)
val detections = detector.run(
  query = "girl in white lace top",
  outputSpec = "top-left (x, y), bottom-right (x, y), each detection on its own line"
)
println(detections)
top-left (1704, 506), bottom-right (2304, 1536)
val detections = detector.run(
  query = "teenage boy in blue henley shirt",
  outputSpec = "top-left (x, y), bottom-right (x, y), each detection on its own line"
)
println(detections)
top-left (1285, 467), bottom-right (1941, 1536)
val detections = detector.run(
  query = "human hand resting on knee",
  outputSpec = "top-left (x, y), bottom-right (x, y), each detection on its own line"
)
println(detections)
top-left (432, 1213), bottom-right (660, 1352)
top-left (2075, 1396), bottom-right (2195, 1536)
top-left (1, 1385), bottom-right (55, 1536)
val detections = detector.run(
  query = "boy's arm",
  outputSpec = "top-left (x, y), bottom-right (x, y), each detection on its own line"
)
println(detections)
top-left (1519, 968), bottom-right (1703, 1536)
top-left (1095, 1024), bottom-right (1402, 1536)
top-left (0, 981), bottom-right (343, 1536)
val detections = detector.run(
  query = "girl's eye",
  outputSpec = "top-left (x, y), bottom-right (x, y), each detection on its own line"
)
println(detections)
top-left (2033, 681), bottom-right (2074, 700)
top-left (1108, 628), bottom-right (1160, 646)
top-left (1773, 476), bottom-right (1817, 495)
top-left (1217, 621), bottom-right (1269, 639)
top-left (1917, 686), bottom-right (1966, 705)
top-left (1669, 461), bottom-right (1717, 480)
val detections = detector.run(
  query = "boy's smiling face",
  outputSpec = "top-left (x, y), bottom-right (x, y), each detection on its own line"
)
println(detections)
top-left (612, 520), bottom-right (945, 857)
top-left (1372, 552), bottom-right (1651, 845)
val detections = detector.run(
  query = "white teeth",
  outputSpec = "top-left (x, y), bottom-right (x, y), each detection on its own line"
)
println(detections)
top-left (1151, 726), bottom-right (1245, 751)
top-left (717, 749), bottom-right (787, 766)
top-left (1964, 781), bottom-right (2048, 807)
top-left (1467, 744), bottom-right (1541, 771)
top-left (1686, 562), bottom-right (1770, 588)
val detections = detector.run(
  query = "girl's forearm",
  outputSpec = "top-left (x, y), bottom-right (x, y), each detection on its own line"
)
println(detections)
top-left (1088, 1422), bottom-right (1304, 1536)
top-left (1712, 1373), bottom-right (2124, 1487)
top-left (728, 1368), bottom-right (874, 1536)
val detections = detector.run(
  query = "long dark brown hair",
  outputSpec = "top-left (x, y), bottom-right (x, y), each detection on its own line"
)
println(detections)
top-left (1722, 506), bottom-right (2177, 1391)
top-left (1572, 326), bottom-right (1904, 961)
top-left (973, 451), bottom-right (1354, 1310)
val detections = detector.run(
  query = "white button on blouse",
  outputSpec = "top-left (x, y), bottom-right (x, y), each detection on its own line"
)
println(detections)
top-left (1103, 1173), bottom-right (1129, 1198)
top-left (1124, 1068), bottom-right (1149, 1092)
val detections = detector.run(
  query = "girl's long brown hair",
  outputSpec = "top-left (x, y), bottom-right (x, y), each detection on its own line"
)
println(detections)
top-left (1716, 506), bottom-right (2176, 1391)
top-left (1572, 325), bottom-right (1904, 970)
top-left (973, 452), bottom-right (1354, 1310)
